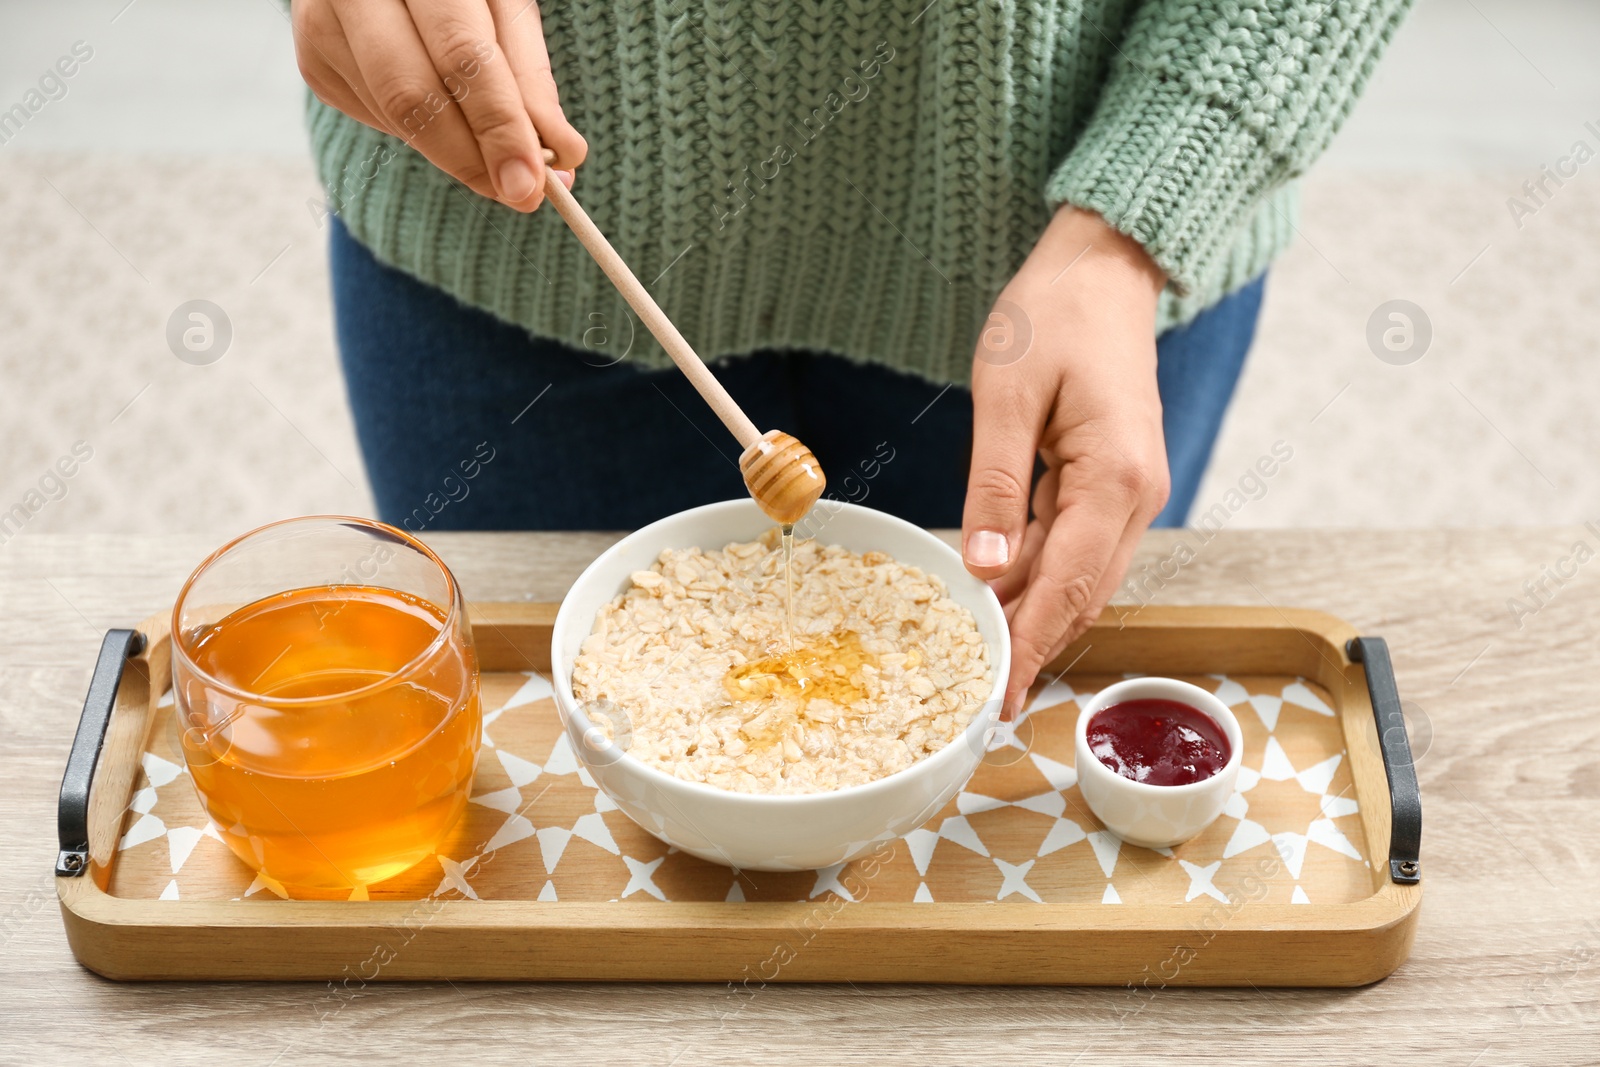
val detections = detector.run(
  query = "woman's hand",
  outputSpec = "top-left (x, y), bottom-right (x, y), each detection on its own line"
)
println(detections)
top-left (964, 206), bottom-right (1170, 720)
top-left (291, 0), bottom-right (586, 211)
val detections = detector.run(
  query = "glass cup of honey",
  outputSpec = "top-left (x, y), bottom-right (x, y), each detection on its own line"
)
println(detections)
top-left (170, 516), bottom-right (481, 893)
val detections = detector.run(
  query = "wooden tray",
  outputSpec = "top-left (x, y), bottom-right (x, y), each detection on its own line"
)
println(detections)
top-left (55, 604), bottom-right (1423, 985)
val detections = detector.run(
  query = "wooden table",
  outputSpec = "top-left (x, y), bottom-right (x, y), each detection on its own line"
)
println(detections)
top-left (3, 530), bottom-right (1595, 1064)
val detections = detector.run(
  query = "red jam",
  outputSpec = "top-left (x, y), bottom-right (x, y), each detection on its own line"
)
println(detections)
top-left (1086, 698), bottom-right (1230, 786)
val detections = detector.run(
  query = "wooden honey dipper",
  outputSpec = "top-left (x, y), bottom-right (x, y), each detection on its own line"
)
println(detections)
top-left (538, 150), bottom-right (826, 525)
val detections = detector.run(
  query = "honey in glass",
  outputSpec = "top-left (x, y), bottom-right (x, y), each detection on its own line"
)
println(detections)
top-left (172, 518), bottom-right (480, 893)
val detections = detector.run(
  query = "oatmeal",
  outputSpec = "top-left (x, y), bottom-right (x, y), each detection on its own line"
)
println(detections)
top-left (570, 529), bottom-right (993, 795)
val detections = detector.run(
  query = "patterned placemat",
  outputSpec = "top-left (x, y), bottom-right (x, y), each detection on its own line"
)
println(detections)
top-left (109, 672), bottom-right (1370, 906)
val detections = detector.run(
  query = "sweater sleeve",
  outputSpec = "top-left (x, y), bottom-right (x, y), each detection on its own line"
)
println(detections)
top-left (1045, 0), bottom-right (1412, 294)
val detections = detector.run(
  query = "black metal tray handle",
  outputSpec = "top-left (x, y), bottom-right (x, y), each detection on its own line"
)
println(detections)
top-left (56, 629), bottom-right (145, 877)
top-left (1347, 637), bottom-right (1423, 885)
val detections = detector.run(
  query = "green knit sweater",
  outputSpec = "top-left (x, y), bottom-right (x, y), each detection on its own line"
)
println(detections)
top-left (311, 0), bottom-right (1410, 383)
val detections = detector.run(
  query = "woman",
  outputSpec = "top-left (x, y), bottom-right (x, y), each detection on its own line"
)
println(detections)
top-left (290, 0), bottom-right (1409, 717)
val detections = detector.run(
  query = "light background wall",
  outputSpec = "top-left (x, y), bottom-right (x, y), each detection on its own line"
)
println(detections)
top-left (0, 0), bottom-right (1596, 539)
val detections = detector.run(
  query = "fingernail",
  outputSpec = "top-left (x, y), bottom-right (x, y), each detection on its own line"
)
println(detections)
top-left (497, 158), bottom-right (537, 203)
top-left (966, 529), bottom-right (1009, 568)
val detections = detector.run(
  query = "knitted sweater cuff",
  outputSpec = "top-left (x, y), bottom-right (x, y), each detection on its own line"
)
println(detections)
top-left (1044, 74), bottom-right (1286, 297)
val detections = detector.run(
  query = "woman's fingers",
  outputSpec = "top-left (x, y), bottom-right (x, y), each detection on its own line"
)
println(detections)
top-left (989, 465), bottom-right (1057, 607)
top-left (1080, 515), bottom-right (1147, 632)
top-left (336, 0), bottom-right (498, 199)
top-left (963, 359), bottom-right (1050, 582)
top-left (992, 518), bottom-right (1044, 610)
top-left (302, 56), bottom-right (389, 136)
top-left (1000, 454), bottom-right (1141, 719)
top-left (292, 0), bottom-right (584, 210)
top-left (405, 0), bottom-right (549, 209)
top-left (293, 1), bottom-right (391, 134)
top-left (489, 0), bottom-right (588, 171)
top-left (1006, 501), bottom-right (1157, 718)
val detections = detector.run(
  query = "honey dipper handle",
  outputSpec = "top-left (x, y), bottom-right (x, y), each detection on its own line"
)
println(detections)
top-left (538, 151), bottom-right (761, 449)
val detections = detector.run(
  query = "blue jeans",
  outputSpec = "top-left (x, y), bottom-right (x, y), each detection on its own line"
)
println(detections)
top-left (329, 218), bottom-right (1263, 532)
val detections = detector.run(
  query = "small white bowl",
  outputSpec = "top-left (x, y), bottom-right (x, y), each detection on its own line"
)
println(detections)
top-left (550, 498), bottom-right (1010, 872)
top-left (1074, 677), bottom-right (1242, 849)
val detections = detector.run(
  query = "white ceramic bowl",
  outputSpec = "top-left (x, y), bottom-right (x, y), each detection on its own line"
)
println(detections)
top-left (550, 498), bottom-right (1010, 872)
top-left (1073, 677), bottom-right (1242, 849)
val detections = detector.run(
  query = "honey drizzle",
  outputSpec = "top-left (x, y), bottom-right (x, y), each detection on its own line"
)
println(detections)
top-left (723, 629), bottom-right (878, 708)
top-left (780, 522), bottom-right (795, 651)
top-left (725, 526), bottom-right (884, 755)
